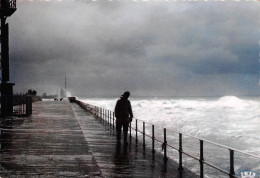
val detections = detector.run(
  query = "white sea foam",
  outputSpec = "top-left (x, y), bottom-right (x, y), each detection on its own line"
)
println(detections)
top-left (80, 96), bottom-right (260, 153)
top-left (78, 96), bottom-right (260, 177)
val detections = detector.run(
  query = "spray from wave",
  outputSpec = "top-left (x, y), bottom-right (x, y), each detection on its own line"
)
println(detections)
top-left (80, 96), bottom-right (260, 154)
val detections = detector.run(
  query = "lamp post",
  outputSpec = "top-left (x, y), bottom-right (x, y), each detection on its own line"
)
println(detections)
top-left (0, 0), bottom-right (16, 116)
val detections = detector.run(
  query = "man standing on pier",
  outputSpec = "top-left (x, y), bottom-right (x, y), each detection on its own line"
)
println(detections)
top-left (115, 91), bottom-right (133, 144)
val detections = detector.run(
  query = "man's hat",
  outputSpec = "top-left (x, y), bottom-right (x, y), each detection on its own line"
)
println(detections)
top-left (123, 91), bottom-right (130, 97)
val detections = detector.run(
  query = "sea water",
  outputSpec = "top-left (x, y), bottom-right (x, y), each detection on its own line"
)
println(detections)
top-left (80, 96), bottom-right (260, 177)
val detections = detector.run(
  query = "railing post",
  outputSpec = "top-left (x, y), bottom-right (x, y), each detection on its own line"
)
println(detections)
top-left (200, 140), bottom-right (204, 178)
top-left (178, 133), bottom-right (183, 170)
top-left (101, 108), bottom-right (102, 119)
top-left (143, 122), bottom-right (145, 147)
top-left (100, 108), bottom-right (102, 121)
top-left (129, 122), bottom-right (132, 139)
top-left (110, 111), bottom-right (112, 130)
top-left (109, 111), bottom-right (111, 129)
top-left (26, 96), bottom-right (32, 116)
top-left (102, 108), bottom-right (105, 124)
top-left (164, 128), bottom-right (167, 161)
top-left (103, 108), bottom-right (105, 124)
top-left (106, 110), bottom-right (108, 126)
top-left (103, 109), bottom-right (106, 125)
top-left (136, 119), bottom-right (138, 144)
top-left (229, 150), bottom-right (235, 177)
top-left (107, 110), bottom-right (109, 126)
top-left (108, 110), bottom-right (110, 128)
top-left (152, 125), bottom-right (155, 154)
top-left (102, 108), bottom-right (104, 124)
top-left (100, 107), bottom-right (101, 119)
top-left (113, 112), bottom-right (115, 131)
top-left (105, 109), bottom-right (106, 124)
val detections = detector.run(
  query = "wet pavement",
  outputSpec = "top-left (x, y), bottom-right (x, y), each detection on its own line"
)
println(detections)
top-left (72, 102), bottom-right (198, 178)
top-left (0, 100), bottom-right (199, 177)
top-left (0, 100), bottom-right (101, 177)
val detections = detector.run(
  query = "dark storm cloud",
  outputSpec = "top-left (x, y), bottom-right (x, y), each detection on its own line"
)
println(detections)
top-left (7, 1), bottom-right (260, 97)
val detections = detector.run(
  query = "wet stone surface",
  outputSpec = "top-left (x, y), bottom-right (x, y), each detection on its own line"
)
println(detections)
top-left (72, 103), bottom-right (199, 178)
top-left (0, 100), bottom-right (199, 177)
top-left (0, 100), bottom-right (101, 177)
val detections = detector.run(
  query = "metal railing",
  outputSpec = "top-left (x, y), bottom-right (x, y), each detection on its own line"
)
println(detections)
top-left (0, 0), bottom-right (16, 9)
top-left (13, 95), bottom-right (32, 116)
top-left (0, 95), bottom-right (32, 116)
top-left (74, 99), bottom-right (260, 178)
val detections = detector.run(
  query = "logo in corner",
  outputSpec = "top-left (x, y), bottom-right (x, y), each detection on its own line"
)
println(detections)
top-left (240, 171), bottom-right (257, 178)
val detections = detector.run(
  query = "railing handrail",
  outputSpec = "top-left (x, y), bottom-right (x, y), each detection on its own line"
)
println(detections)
top-left (81, 100), bottom-right (260, 159)
top-left (75, 99), bottom-right (260, 177)
top-left (133, 117), bottom-right (260, 160)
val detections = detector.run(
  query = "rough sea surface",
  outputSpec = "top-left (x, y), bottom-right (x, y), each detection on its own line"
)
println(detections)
top-left (80, 96), bottom-right (260, 177)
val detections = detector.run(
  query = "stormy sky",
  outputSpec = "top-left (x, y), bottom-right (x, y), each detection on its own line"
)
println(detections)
top-left (5, 1), bottom-right (260, 97)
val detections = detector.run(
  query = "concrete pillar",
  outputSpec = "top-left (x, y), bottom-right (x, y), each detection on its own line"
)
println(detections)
top-left (0, 83), bottom-right (14, 116)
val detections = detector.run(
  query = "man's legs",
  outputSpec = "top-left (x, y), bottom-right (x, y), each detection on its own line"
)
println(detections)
top-left (116, 120), bottom-right (123, 141)
top-left (123, 122), bottom-right (129, 143)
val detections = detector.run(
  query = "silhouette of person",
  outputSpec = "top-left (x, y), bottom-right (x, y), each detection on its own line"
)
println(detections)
top-left (114, 91), bottom-right (133, 144)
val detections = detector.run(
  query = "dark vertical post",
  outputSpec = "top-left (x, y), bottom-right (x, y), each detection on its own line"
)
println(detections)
top-left (110, 111), bottom-right (112, 130)
top-left (103, 109), bottom-right (105, 123)
top-left (103, 109), bottom-right (106, 124)
top-left (106, 110), bottom-right (108, 126)
top-left (113, 112), bottom-right (115, 131)
top-left (152, 125), bottom-right (155, 154)
top-left (164, 128), bottom-right (167, 161)
top-left (100, 108), bottom-right (102, 121)
top-left (143, 122), bottom-right (145, 147)
top-left (22, 97), bottom-right (25, 114)
top-left (103, 109), bottom-right (105, 122)
top-left (105, 110), bottom-right (107, 126)
top-left (104, 109), bottom-right (106, 124)
top-left (25, 96), bottom-right (32, 116)
top-left (178, 133), bottom-right (183, 170)
top-left (107, 110), bottom-right (109, 127)
top-left (129, 122), bottom-right (132, 139)
top-left (100, 108), bottom-right (102, 120)
top-left (109, 111), bottom-right (111, 129)
top-left (135, 119), bottom-right (138, 144)
top-left (103, 108), bottom-right (105, 123)
top-left (1, 18), bottom-right (9, 83)
top-left (102, 108), bottom-right (104, 124)
top-left (230, 150), bottom-right (235, 177)
top-left (107, 110), bottom-right (108, 125)
top-left (200, 140), bottom-right (204, 178)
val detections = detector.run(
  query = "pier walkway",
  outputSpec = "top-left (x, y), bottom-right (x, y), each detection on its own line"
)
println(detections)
top-left (0, 100), bottom-right (198, 177)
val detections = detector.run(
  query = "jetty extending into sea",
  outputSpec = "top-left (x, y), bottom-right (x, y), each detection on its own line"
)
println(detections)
top-left (0, 99), bottom-right (198, 177)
